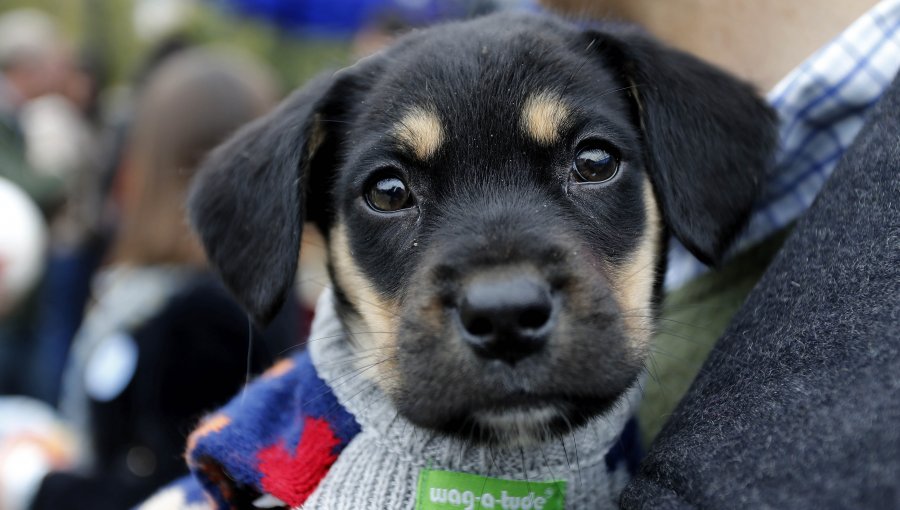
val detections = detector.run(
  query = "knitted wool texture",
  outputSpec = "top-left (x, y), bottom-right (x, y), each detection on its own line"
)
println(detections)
top-left (304, 289), bottom-right (641, 509)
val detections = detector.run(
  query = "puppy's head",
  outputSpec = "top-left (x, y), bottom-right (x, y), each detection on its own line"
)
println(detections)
top-left (190, 13), bottom-right (775, 444)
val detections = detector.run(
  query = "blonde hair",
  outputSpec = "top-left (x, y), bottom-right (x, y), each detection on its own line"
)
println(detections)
top-left (111, 46), bottom-right (277, 266)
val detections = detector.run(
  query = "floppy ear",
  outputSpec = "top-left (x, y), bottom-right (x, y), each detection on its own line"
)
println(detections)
top-left (589, 26), bottom-right (778, 264)
top-left (188, 72), bottom-right (339, 325)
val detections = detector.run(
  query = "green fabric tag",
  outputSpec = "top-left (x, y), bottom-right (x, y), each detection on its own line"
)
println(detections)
top-left (416, 468), bottom-right (566, 510)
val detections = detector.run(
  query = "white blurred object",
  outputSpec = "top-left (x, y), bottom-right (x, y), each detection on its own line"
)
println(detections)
top-left (84, 332), bottom-right (138, 403)
top-left (20, 95), bottom-right (94, 181)
top-left (0, 9), bottom-right (58, 68)
top-left (133, 0), bottom-right (196, 42)
top-left (0, 397), bottom-right (79, 510)
top-left (1, 442), bottom-right (51, 510)
top-left (0, 178), bottom-right (47, 317)
top-left (20, 94), bottom-right (102, 248)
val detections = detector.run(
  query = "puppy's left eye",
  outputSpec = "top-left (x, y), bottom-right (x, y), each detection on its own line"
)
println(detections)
top-left (571, 146), bottom-right (619, 183)
top-left (365, 174), bottom-right (414, 212)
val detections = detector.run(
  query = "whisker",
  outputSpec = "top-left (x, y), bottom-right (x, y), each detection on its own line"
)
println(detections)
top-left (301, 356), bottom-right (395, 408)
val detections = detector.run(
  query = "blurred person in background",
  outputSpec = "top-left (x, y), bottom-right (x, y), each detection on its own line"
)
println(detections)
top-left (0, 8), bottom-right (67, 215)
top-left (0, 45), bottom-right (298, 510)
top-left (0, 8), bottom-right (69, 397)
top-left (20, 47), bottom-right (109, 405)
top-left (1, 8), bottom-right (118, 406)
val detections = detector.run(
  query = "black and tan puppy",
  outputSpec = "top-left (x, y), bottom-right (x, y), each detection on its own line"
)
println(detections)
top-left (189, 12), bottom-right (775, 445)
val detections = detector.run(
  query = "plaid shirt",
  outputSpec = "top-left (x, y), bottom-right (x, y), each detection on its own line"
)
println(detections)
top-left (666, 0), bottom-right (900, 289)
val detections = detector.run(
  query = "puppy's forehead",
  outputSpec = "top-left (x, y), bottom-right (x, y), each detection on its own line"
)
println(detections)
top-left (388, 91), bottom-right (570, 161)
top-left (354, 18), bottom-right (628, 164)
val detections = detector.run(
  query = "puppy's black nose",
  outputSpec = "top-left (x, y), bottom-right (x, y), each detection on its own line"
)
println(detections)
top-left (457, 274), bottom-right (555, 364)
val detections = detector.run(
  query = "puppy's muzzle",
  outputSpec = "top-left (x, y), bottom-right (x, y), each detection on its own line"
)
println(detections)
top-left (455, 272), bottom-right (556, 365)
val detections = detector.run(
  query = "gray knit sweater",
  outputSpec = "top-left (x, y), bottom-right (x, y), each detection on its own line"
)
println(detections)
top-left (302, 288), bottom-right (640, 509)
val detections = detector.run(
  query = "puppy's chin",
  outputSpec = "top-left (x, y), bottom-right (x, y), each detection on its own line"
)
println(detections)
top-left (471, 404), bottom-right (565, 447)
top-left (424, 393), bottom-right (625, 447)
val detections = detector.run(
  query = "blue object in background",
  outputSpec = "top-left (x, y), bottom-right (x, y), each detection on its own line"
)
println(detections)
top-left (29, 238), bottom-right (107, 404)
top-left (211, 0), bottom-right (515, 36)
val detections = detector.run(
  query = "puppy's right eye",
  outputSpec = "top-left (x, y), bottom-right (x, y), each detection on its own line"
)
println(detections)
top-left (364, 174), bottom-right (414, 212)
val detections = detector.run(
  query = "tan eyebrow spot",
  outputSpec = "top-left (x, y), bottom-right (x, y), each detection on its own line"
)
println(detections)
top-left (393, 106), bottom-right (444, 160)
top-left (521, 91), bottom-right (571, 145)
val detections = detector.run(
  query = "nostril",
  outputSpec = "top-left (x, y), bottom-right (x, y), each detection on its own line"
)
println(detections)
top-left (518, 305), bottom-right (551, 331)
top-left (465, 315), bottom-right (494, 337)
